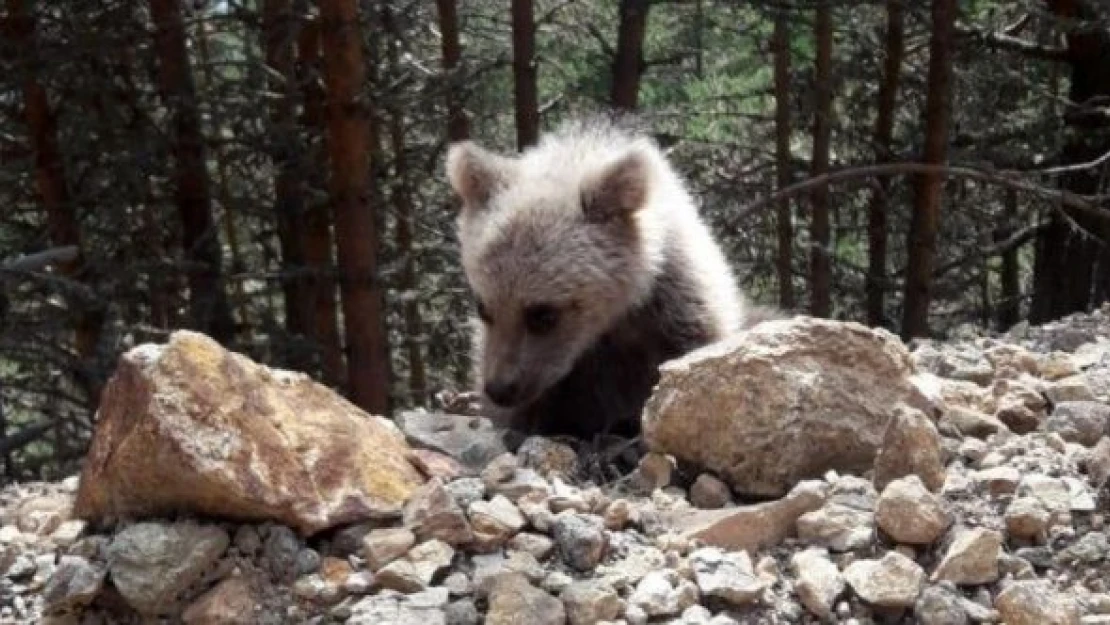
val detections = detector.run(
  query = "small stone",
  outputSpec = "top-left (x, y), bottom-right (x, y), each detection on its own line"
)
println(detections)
top-left (232, 525), bottom-right (263, 557)
top-left (508, 532), bottom-right (555, 560)
top-left (636, 453), bottom-right (674, 491)
top-left (444, 478), bottom-right (487, 510)
top-left (875, 475), bottom-right (950, 545)
top-left (295, 548), bottom-right (322, 575)
top-left (376, 560), bottom-right (427, 593)
top-left (377, 539), bottom-right (454, 593)
top-left (1018, 474), bottom-right (1071, 521)
top-left (486, 573), bottom-right (566, 625)
top-left (943, 406), bottom-right (1009, 439)
top-left (932, 528), bottom-right (1002, 585)
top-left (108, 521), bottom-right (230, 615)
top-left (1047, 375), bottom-right (1096, 403)
top-left (603, 499), bottom-right (633, 531)
top-left (181, 575), bottom-right (260, 625)
top-left (445, 598), bottom-right (480, 625)
top-left (995, 580), bottom-right (1080, 625)
top-left (49, 520), bottom-right (86, 548)
top-left (628, 570), bottom-right (699, 617)
top-left (542, 570), bottom-right (575, 594)
top-left (1039, 352), bottom-right (1080, 380)
top-left (796, 502), bottom-right (874, 552)
top-left (41, 555), bottom-right (104, 615)
top-left (791, 547), bottom-right (844, 619)
top-left (331, 523), bottom-right (373, 556)
top-left (517, 492), bottom-right (556, 532)
top-left (553, 513), bottom-right (608, 571)
top-left (971, 466), bottom-right (1022, 496)
top-left (915, 585), bottom-right (969, 625)
top-left (363, 528), bottom-right (416, 572)
top-left (1046, 402), bottom-right (1110, 446)
top-left (517, 436), bottom-right (579, 478)
top-left (689, 474), bottom-right (731, 509)
top-left (344, 571), bottom-right (376, 595)
top-left (843, 551), bottom-right (925, 608)
top-left (688, 547), bottom-right (764, 606)
top-left (1006, 497), bottom-right (1052, 541)
top-left (469, 495), bottom-right (527, 550)
top-left (873, 405), bottom-right (946, 492)
top-left (403, 478), bottom-right (475, 546)
top-left (263, 524), bottom-right (301, 581)
top-left (1089, 438), bottom-right (1110, 489)
top-left (444, 571), bottom-right (471, 597)
top-left (561, 579), bottom-right (624, 625)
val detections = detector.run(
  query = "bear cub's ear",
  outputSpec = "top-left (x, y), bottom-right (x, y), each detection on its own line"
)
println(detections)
top-left (446, 141), bottom-right (517, 209)
top-left (581, 148), bottom-right (651, 223)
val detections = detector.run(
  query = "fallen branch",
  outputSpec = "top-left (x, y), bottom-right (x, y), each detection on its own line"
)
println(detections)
top-left (2, 246), bottom-right (79, 273)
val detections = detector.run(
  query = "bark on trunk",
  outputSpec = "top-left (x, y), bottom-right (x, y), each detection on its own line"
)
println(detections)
top-left (809, 0), bottom-right (833, 317)
top-left (902, 0), bottom-right (957, 339)
top-left (149, 0), bottom-right (236, 344)
top-left (996, 189), bottom-right (1022, 329)
top-left (434, 0), bottom-right (469, 141)
top-left (610, 0), bottom-right (649, 110)
top-left (263, 0), bottom-right (312, 369)
top-left (511, 0), bottom-right (539, 150)
top-left (1030, 0), bottom-right (1110, 322)
top-left (383, 5), bottom-right (427, 406)
top-left (771, 11), bottom-right (794, 311)
top-left (866, 0), bottom-right (905, 328)
top-left (6, 0), bottom-right (105, 404)
top-left (318, 0), bottom-right (391, 414)
top-left (297, 8), bottom-right (347, 388)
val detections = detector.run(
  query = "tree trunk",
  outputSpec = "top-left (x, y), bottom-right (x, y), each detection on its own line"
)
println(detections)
top-left (771, 10), bottom-right (794, 311)
top-left (996, 189), bottom-right (1022, 329)
top-left (809, 0), bottom-right (833, 317)
top-left (610, 0), bottom-right (649, 110)
top-left (318, 0), bottom-right (391, 414)
top-left (297, 6), bottom-right (347, 388)
top-left (1030, 0), bottom-right (1110, 322)
top-left (263, 0), bottom-right (312, 370)
top-left (6, 0), bottom-right (105, 405)
top-left (149, 0), bottom-right (236, 344)
top-left (866, 0), bottom-right (905, 328)
top-left (901, 0), bottom-right (957, 339)
top-left (383, 5), bottom-right (427, 407)
top-left (434, 0), bottom-right (469, 141)
top-left (511, 0), bottom-right (539, 150)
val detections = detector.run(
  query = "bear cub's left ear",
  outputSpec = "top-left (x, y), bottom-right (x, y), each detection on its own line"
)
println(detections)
top-left (446, 141), bottom-right (518, 209)
top-left (581, 148), bottom-right (651, 223)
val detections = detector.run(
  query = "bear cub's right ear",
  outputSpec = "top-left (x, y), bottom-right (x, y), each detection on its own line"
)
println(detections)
top-left (446, 142), bottom-right (517, 208)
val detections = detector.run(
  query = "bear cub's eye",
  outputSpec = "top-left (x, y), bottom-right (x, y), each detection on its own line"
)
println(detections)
top-left (523, 304), bottom-right (559, 335)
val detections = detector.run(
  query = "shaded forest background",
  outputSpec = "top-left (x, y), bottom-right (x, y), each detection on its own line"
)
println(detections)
top-left (1, 0), bottom-right (1108, 481)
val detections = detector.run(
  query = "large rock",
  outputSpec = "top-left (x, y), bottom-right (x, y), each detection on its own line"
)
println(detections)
top-left (74, 331), bottom-right (425, 535)
top-left (643, 318), bottom-right (930, 497)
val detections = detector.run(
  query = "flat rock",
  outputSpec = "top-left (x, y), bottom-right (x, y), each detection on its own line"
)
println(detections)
top-left (486, 573), bottom-right (565, 625)
top-left (995, 580), bottom-right (1080, 625)
top-left (931, 528), bottom-right (1002, 585)
top-left (468, 495), bottom-right (526, 550)
top-left (664, 480), bottom-right (827, 552)
top-left (1046, 402), bottom-right (1110, 447)
top-left (689, 547), bottom-right (765, 606)
top-left (41, 555), bottom-right (104, 615)
top-left (107, 521), bottom-right (230, 615)
top-left (561, 579), bottom-right (623, 625)
top-left (363, 527), bottom-right (416, 572)
top-left (181, 575), bottom-right (262, 625)
top-left (844, 551), bottom-right (925, 608)
top-left (348, 588), bottom-right (449, 625)
top-left (395, 411), bottom-right (508, 470)
top-left (74, 331), bottom-right (425, 535)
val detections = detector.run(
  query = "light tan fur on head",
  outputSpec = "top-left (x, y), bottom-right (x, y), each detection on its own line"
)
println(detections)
top-left (446, 117), bottom-right (746, 423)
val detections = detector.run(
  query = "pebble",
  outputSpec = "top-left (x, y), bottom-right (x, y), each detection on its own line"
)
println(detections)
top-left (553, 513), bottom-right (608, 571)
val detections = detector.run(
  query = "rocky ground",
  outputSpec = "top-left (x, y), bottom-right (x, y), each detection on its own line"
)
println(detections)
top-left (2, 308), bottom-right (1110, 624)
